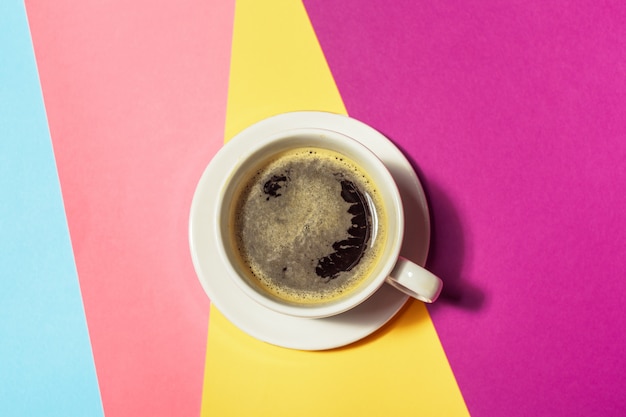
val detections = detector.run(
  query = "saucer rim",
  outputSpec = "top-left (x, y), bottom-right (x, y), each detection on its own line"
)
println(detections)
top-left (189, 111), bottom-right (431, 350)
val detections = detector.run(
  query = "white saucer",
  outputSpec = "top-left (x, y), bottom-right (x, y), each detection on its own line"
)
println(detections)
top-left (189, 111), bottom-right (431, 350)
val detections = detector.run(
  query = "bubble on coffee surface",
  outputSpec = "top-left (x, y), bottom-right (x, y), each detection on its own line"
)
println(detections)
top-left (232, 148), bottom-right (386, 304)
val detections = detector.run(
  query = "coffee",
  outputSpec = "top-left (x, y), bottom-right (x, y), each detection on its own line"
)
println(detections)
top-left (230, 147), bottom-right (387, 305)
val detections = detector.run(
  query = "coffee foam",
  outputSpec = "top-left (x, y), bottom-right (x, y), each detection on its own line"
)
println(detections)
top-left (231, 148), bottom-right (386, 305)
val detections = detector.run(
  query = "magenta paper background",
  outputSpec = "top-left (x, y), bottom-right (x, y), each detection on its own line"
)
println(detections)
top-left (4, 0), bottom-right (624, 415)
top-left (303, 0), bottom-right (626, 416)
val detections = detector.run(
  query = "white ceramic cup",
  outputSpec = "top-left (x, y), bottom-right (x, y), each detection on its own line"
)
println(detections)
top-left (208, 126), bottom-right (442, 319)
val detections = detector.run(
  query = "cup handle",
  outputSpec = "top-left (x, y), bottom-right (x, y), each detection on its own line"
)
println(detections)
top-left (386, 256), bottom-right (443, 303)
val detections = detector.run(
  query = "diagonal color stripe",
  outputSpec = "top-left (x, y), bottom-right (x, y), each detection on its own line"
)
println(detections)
top-left (201, 1), bottom-right (469, 416)
top-left (0, 1), bottom-right (102, 416)
top-left (24, 1), bottom-right (235, 415)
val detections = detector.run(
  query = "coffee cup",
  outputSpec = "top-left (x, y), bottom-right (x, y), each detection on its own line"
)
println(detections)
top-left (204, 125), bottom-right (442, 319)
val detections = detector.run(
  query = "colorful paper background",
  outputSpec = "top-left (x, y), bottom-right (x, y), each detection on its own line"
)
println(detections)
top-left (1, 0), bottom-right (625, 416)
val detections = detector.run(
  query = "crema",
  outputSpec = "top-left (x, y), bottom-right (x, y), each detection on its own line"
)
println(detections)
top-left (230, 147), bottom-right (387, 305)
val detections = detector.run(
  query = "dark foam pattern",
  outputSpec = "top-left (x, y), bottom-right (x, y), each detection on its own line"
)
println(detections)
top-left (315, 179), bottom-right (371, 280)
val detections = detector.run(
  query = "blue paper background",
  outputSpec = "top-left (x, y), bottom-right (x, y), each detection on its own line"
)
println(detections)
top-left (0, 1), bottom-right (103, 415)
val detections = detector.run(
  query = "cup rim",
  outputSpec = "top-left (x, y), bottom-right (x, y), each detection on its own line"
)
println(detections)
top-left (214, 127), bottom-right (405, 318)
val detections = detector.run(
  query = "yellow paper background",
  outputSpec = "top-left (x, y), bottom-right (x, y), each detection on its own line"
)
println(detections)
top-left (202, 1), bottom-right (470, 416)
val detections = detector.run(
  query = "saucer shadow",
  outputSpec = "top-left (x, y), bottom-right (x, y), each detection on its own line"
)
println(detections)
top-left (395, 144), bottom-right (486, 313)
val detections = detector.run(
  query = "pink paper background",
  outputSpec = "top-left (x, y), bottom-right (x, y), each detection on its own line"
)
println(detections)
top-left (303, 0), bottom-right (626, 415)
top-left (25, 1), bottom-right (234, 415)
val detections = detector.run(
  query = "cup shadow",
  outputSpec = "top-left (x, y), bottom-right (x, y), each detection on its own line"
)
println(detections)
top-left (315, 136), bottom-right (488, 353)
top-left (396, 144), bottom-right (486, 313)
